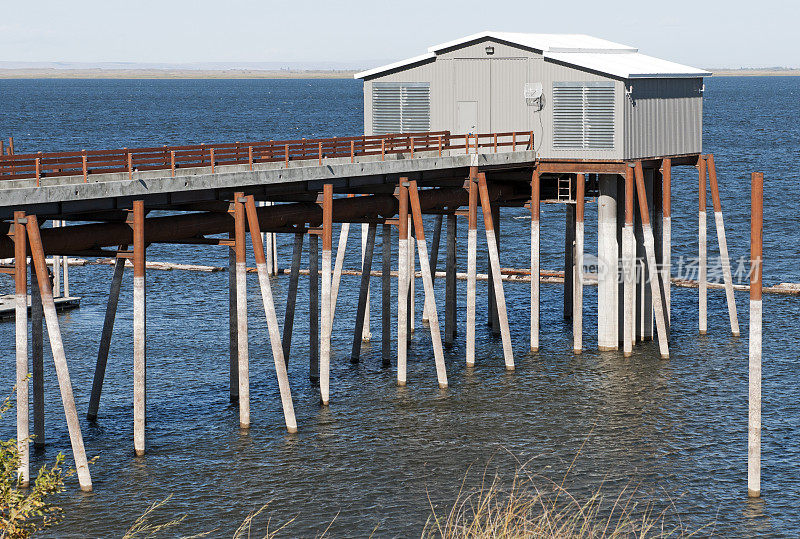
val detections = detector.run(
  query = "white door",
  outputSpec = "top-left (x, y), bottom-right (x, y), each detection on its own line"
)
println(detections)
top-left (457, 101), bottom-right (478, 135)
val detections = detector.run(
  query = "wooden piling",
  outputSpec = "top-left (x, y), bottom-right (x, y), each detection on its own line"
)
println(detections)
top-left (351, 223), bottom-right (377, 363)
top-left (131, 201), bottom-right (147, 456)
top-left (530, 169), bottom-right (540, 352)
top-left (233, 193), bottom-right (250, 428)
top-left (408, 181), bottom-right (448, 388)
top-left (381, 224), bottom-right (391, 367)
top-left (564, 204), bottom-right (575, 319)
top-left (623, 166), bottom-right (635, 357)
top-left (13, 212), bottom-right (29, 487)
top-left (698, 157), bottom-right (708, 334)
top-left (87, 253), bottom-right (126, 420)
top-left (282, 232), bottom-right (303, 364)
top-left (477, 174), bottom-right (514, 370)
top-left (444, 213), bottom-right (457, 346)
top-left (309, 232), bottom-right (319, 381)
top-left (397, 182), bottom-right (409, 385)
top-left (321, 185), bottom-right (333, 404)
top-left (748, 171), bottom-right (763, 498)
top-left (422, 215), bottom-right (443, 324)
top-left (227, 232), bottom-right (238, 401)
top-left (466, 170), bottom-right (478, 366)
top-left (243, 196), bottom-right (297, 433)
top-left (30, 264), bottom-right (44, 449)
top-left (707, 155), bottom-right (740, 336)
top-left (26, 216), bottom-right (92, 491)
top-left (361, 222), bottom-right (372, 342)
top-left (634, 163), bottom-right (670, 358)
top-left (574, 174), bottom-right (585, 354)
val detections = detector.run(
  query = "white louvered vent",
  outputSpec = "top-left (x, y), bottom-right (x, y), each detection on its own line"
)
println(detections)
top-left (373, 82), bottom-right (430, 135)
top-left (553, 82), bottom-right (615, 150)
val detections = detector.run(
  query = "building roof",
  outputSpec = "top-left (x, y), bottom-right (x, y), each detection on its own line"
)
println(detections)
top-left (354, 31), bottom-right (711, 80)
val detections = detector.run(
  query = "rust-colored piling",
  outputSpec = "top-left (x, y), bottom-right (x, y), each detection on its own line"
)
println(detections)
top-left (397, 180), bottom-right (409, 385)
top-left (466, 167), bottom-right (478, 365)
top-left (574, 174), bottom-right (585, 354)
top-left (13, 212), bottom-right (29, 487)
top-left (321, 185), bottom-right (333, 404)
top-left (233, 192), bottom-right (249, 428)
top-left (623, 165), bottom-right (635, 356)
top-left (530, 169), bottom-right (540, 352)
top-left (662, 158), bottom-right (671, 321)
top-left (748, 171), bottom-right (763, 498)
top-left (698, 157), bottom-right (707, 334)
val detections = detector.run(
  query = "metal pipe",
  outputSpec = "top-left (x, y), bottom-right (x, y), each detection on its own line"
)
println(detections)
top-left (748, 171), bottom-right (763, 498)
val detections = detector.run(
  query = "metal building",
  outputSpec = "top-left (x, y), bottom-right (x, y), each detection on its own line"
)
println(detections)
top-left (355, 31), bottom-right (710, 160)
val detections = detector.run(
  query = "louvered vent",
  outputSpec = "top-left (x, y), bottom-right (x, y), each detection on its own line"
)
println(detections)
top-left (372, 82), bottom-right (430, 135)
top-left (553, 82), bottom-right (615, 150)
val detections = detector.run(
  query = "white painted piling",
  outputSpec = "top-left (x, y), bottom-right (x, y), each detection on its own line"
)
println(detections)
top-left (408, 215), bottom-right (415, 335)
top-left (228, 233), bottom-right (238, 401)
top-left (477, 174), bottom-right (514, 370)
top-left (408, 180), bottom-right (448, 388)
top-left (397, 184), bottom-right (409, 386)
top-left (707, 155), bottom-right (740, 336)
top-left (662, 159), bottom-right (672, 323)
top-left (331, 221), bottom-right (349, 318)
top-left (623, 166), bottom-right (635, 357)
top-left (243, 197), bottom-right (297, 433)
top-left (27, 216), bottom-right (92, 491)
top-left (321, 185), bottom-right (333, 404)
top-left (234, 193), bottom-right (250, 428)
top-left (699, 158), bottom-right (708, 334)
top-left (132, 201), bottom-right (146, 456)
top-left (530, 170), bottom-right (540, 352)
top-left (466, 172), bottom-right (478, 366)
top-left (381, 224), bottom-right (391, 367)
top-left (13, 212), bottom-right (29, 487)
top-left (574, 175), bottom-right (585, 354)
top-left (748, 171), bottom-right (763, 498)
top-left (597, 175), bottom-right (618, 351)
top-left (422, 214), bottom-right (443, 324)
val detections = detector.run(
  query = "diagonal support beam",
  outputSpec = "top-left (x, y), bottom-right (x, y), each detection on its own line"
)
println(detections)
top-left (243, 196), bottom-right (298, 432)
top-left (282, 232), bottom-right (304, 365)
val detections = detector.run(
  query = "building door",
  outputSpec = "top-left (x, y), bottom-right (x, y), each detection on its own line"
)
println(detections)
top-left (457, 101), bottom-right (478, 135)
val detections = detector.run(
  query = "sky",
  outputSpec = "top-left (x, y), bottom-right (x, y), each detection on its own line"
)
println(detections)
top-left (1, 0), bottom-right (798, 69)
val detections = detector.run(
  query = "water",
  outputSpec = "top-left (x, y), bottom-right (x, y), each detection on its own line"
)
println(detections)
top-left (0, 77), bottom-right (798, 537)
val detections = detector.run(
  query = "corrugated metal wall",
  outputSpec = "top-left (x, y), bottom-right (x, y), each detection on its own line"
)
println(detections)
top-left (622, 78), bottom-right (703, 159)
top-left (362, 37), bottom-right (702, 160)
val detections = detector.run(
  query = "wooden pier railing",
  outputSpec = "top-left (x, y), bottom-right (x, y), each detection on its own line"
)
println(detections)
top-left (0, 131), bottom-right (533, 184)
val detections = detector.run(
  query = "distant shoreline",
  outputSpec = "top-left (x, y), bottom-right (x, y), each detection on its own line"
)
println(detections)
top-left (0, 68), bottom-right (798, 80)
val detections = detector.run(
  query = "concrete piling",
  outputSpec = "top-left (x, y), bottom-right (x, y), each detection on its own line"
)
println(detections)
top-left (87, 253), bottom-right (126, 420)
top-left (309, 232), bottom-right (319, 381)
top-left (707, 155), bottom-right (740, 336)
top-left (30, 264), bottom-right (44, 449)
top-left (564, 204), bottom-right (575, 319)
top-left (408, 180), bottom-right (448, 388)
top-left (361, 222), bottom-right (372, 342)
top-left (397, 183), bottom-right (409, 386)
top-left (489, 206), bottom-right (501, 335)
top-left (234, 193), bottom-right (250, 429)
top-left (698, 157), bottom-right (708, 334)
top-left (748, 171), bottom-right (763, 498)
top-left (444, 212), bottom-right (457, 347)
top-left (26, 215), bottom-right (93, 491)
top-left (477, 173), bottom-right (514, 370)
top-left (466, 173), bottom-right (478, 366)
top-left (574, 175), bottom-right (585, 354)
top-left (13, 212), bottom-right (29, 487)
top-left (321, 185), bottom-right (333, 404)
top-left (597, 175), bottom-right (619, 351)
top-left (422, 214), bottom-right (442, 325)
top-left (228, 233), bottom-right (238, 400)
top-left (661, 159), bottom-right (672, 322)
top-left (331, 221), bottom-right (350, 319)
top-left (530, 170), bottom-right (540, 353)
top-left (132, 200), bottom-right (146, 456)
top-left (243, 196), bottom-right (297, 432)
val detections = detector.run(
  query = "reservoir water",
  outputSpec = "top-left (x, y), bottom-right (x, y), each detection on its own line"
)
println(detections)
top-left (0, 76), bottom-right (798, 537)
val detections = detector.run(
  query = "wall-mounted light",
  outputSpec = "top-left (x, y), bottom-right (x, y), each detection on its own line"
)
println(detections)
top-left (485, 46), bottom-right (495, 55)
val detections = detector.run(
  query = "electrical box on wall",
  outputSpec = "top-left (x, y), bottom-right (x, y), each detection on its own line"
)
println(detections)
top-left (525, 82), bottom-right (544, 110)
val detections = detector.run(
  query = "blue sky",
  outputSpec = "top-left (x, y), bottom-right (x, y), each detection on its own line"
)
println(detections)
top-left (1, 0), bottom-right (797, 68)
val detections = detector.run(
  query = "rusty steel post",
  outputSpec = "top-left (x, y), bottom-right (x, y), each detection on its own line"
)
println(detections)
top-left (662, 158), bottom-right (672, 323)
top-left (574, 174), bottom-right (585, 354)
top-left (707, 155), bottom-right (740, 336)
top-left (243, 196), bottom-right (297, 433)
top-left (233, 193), bottom-right (249, 428)
top-left (13, 212), bottom-right (29, 487)
top-left (748, 171), bottom-right (763, 498)
top-left (477, 173), bottom-right (514, 369)
top-left (623, 166), bottom-right (635, 356)
top-left (132, 201), bottom-right (146, 455)
top-left (530, 169), bottom-right (540, 352)
top-left (321, 185), bottom-right (333, 404)
top-left (26, 215), bottom-right (92, 491)
top-left (397, 181), bottom-right (409, 386)
top-left (698, 157), bottom-right (708, 334)
top-left (634, 163), bottom-right (669, 359)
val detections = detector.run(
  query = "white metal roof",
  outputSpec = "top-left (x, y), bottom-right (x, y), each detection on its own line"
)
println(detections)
top-left (354, 31), bottom-right (710, 80)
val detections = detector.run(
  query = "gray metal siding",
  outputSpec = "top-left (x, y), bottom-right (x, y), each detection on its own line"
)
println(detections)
top-left (623, 78), bottom-right (703, 159)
